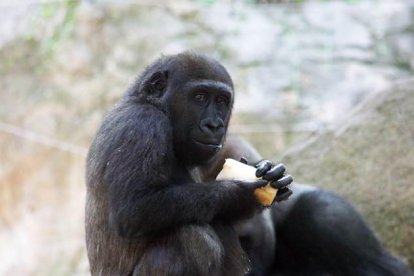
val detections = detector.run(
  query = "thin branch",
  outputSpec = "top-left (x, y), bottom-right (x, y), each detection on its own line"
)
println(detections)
top-left (0, 121), bottom-right (87, 156)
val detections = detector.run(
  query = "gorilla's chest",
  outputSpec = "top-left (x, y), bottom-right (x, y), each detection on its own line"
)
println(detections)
top-left (169, 165), bottom-right (205, 186)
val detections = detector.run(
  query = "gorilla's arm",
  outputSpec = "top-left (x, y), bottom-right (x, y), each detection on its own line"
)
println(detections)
top-left (94, 103), bottom-right (265, 238)
top-left (200, 135), bottom-right (293, 201)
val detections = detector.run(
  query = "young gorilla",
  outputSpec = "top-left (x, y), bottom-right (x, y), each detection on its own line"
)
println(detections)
top-left (85, 52), bottom-right (293, 275)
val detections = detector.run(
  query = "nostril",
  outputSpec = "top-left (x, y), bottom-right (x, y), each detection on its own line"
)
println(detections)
top-left (207, 121), bottom-right (223, 132)
top-left (201, 118), bottom-right (224, 133)
top-left (206, 123), bottom-right (216, 131)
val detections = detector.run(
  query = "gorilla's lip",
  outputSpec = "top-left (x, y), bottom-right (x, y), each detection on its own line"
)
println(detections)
top-left (192, 139), bottom-right (223, 149)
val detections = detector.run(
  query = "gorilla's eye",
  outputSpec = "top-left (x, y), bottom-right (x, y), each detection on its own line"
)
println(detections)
top-left (194, 94), bottom-right (207, 103)
top-left (152, 79), bottom-right (165, 91)
top-left (216, 95), bottom-right (229, 105)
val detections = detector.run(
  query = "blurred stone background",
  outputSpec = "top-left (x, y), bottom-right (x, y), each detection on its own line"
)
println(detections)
top-left (0, 0), bottom-right (413, 274)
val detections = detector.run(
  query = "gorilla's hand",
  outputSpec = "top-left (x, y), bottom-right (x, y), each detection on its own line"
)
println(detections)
top-left (241, 158), bottom-right (293, 203)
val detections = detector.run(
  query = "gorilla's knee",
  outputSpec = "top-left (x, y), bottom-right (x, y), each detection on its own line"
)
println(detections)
top-left (133, 225), bottom-right (224, 276)
top-left (133, 246), bottom-right (185, 276)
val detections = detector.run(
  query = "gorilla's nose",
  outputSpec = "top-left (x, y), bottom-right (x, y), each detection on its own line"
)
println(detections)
top-left (200, 117), bottom-right (224, 134)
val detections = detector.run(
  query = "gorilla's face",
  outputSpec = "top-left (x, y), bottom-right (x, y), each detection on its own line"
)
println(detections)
top-left (169, 80), bottom-right (233, 165)
top-left (164, 55), bottom-right (234, 165)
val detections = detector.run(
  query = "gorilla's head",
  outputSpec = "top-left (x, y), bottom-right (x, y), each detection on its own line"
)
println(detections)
top-left (132, 52), bottom-right (234, 165)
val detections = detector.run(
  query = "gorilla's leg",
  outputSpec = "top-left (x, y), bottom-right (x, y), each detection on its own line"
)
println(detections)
top-left (132, 242), bottom-right (185, 276)
top-left (213, 223), bottom-right (251, 275)
top-left (272, 189), bottom-right (411, 276)
top-left (133, 225), bottom-right (224, 276)
top-left (236, 209), bottom-right (276, 276)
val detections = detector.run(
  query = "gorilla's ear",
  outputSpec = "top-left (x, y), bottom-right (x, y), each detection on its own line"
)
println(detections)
top-left (146, 70), bottom-right (168, 97)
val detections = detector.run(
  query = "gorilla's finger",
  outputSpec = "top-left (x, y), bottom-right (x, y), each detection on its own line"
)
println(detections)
top-left (248, 179), bottom-right (269, 189)
top-left (255, 160), bottom-right (272, 177)
top-left (263, 163), bottom-right (286, 181)
top-left (270, 175), bottom-right (293, 189)
top-left (240, 157), bottom-right (248, 164)
top-left (274, 187), bottom-right (293, 202)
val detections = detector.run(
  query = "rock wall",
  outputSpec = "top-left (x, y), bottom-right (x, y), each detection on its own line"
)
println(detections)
top-left (282, 79), bottom-right (414, 267)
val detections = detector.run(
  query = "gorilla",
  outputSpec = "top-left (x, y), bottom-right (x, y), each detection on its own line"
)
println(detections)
top-left (86, 52), bottom-right (292, 275)
top-left (85, 52), bottom-right (411, 276)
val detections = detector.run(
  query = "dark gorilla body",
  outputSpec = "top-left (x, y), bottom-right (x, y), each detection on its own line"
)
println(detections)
top-left (85, 52), bottom-right (411, 276)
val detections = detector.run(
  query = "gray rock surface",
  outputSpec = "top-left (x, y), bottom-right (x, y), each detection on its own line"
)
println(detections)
top-left (282, 78), bottom-right (414, 268)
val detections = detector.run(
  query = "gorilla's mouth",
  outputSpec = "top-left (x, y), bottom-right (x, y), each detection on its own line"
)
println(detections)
top-left (192, 139), bottom-right (223, 150)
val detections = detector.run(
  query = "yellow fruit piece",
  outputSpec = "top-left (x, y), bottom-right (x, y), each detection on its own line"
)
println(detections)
top-left (216, 158), bottom-right (277, 206)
